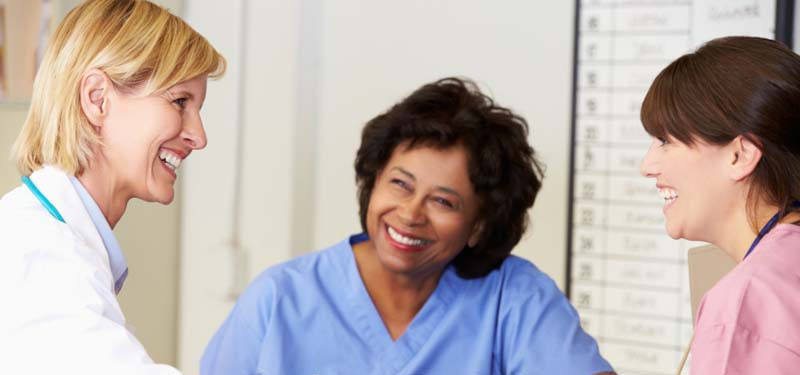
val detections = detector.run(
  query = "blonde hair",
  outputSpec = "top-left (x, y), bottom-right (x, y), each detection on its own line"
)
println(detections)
top-left (13, 0), bottom-right (226, 175)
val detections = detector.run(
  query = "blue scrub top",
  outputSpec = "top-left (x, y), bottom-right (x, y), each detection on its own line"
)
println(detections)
top-left (201, 234), bottom-right (612, 375)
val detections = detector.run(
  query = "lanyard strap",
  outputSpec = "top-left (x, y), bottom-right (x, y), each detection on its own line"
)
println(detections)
top-left (743, 200), bottom-right (800, 259)
top-left (21, 176), bottom-right (66, 223)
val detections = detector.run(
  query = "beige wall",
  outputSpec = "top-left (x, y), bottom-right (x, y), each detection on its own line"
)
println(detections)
top-left (0, 105), bottom-right (28, 189)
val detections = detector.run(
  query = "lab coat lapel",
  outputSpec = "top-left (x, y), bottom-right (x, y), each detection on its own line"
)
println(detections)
top-left (29, 166), bottom-right (111, 283)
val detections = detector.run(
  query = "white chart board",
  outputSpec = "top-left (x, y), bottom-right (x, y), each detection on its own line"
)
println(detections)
top-left (567, 1), bottom-right (793, 374)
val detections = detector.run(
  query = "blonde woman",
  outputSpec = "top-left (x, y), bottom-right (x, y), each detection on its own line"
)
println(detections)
top-left (0, 1), bottom-right (224, 374)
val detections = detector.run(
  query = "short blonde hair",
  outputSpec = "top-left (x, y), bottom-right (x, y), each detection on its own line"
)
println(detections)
top-left (13, 0), bottom-right (226, 175)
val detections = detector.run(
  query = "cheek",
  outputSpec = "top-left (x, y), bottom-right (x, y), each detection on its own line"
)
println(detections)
top-left (364, 194), bottom-right (385, 230)
top-left (154, 113), bottom-right (183, 139)
top-left (432, 215), bottom-right (472, 244)
top-left (137, 105), bottom-right (182, 136)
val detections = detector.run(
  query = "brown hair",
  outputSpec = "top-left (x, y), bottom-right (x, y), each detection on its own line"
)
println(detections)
top-left (354, 77), bottom-right (545, 278)
top-left (641, 36), bottom-right (800, 227)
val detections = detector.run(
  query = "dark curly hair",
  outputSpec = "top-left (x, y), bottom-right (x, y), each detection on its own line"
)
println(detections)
top-left (354, 77), bottom-right (545, 278)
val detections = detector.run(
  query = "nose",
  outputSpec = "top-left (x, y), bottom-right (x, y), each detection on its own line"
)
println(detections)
top-left (639, 141), bottom-right (658, 178)
top-left (182, 112), bottom-right (208, 150)
top-left (397, 197), bottom-right (427, 226)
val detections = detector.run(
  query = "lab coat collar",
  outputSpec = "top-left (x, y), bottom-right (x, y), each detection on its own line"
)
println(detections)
top-left (69, 176), bottom-right (128, 294)
top-left (28, 166), bottom-right (120, 294)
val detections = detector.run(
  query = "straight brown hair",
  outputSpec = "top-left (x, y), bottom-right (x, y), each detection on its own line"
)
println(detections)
top-left (641, 36), bottom-right (800, 228)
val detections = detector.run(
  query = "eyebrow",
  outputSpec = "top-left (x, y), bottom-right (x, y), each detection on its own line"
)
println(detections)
top-left (172, 90), bottom-right (195, 101)
top-left (391, 166), bottom-right (464, 200)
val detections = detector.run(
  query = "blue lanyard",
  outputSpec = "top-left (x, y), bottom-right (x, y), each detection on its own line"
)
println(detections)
top-left (21, 176), bottom-right (66, 223)
top-left (743, 201), bottom-right (800, 259)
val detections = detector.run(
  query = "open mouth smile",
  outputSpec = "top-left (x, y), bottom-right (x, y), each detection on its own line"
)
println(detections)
top-left (158, 148), bottom-right (184, 177)
top-left (385, 224), bottom-right (433, 251)
top-left (658, 187), bottom-right (678, 208)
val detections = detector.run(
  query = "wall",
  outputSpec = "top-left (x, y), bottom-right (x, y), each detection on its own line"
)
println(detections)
top-left (0, 105), bottom-right (27, 189)
top-left (311, 0), bottom-right (576, 288)
top-left (179, 0), bottom-right (576, 372)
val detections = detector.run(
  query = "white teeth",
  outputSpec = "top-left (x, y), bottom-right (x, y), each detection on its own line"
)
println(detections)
top-left (158, 149), bottom-right (183, 171)
top-left (658, 188), bottom-right (678, 203)
top-left (387, 226), bottom-right (431, 246)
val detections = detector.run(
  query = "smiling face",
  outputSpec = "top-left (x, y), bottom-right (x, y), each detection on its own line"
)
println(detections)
top-left (365, 143), bottom-right (483, 278)
top-left (640, 136), bottom-right (738, 241)
top-left (100, 75), bottom-right (209, 204)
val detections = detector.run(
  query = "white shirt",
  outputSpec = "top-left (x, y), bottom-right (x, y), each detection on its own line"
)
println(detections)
top-left (0, 166), bottom-right (181, 375)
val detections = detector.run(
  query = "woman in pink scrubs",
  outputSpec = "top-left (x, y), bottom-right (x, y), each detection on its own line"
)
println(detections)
top-left (639, 36), bottom-right (800, 374)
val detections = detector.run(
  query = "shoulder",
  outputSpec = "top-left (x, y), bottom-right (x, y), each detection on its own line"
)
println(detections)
top-left (237, 237), bottom-right (353, 305)
top-left (460, 256), bottom-right (568, 320)
top-left (697, 231), bottom-right (800, 350)
top-left (0, 185), bottom-right (79, 259)
top-left (483, 258), bottom-right (611, 373)
top-left (255, 237), bottom-right (351, 284)
top-left (0, 191), bottom-right (122, 328)
top-left (705, 225), bottom-right (800, 313)
top-left (492, 255), bottom-right (562, 301)
top-left (0, 185), bottom-right (47, 226)
top-left (216, 237), bottom-right (354, 340)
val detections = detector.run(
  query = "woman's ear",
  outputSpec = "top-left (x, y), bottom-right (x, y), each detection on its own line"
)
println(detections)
top-left (467, 221), bottom-right (484, 248)
top-left (729, 135), bottom-right (763, 181)
top-left (79, 68), bottom-right (111, 127)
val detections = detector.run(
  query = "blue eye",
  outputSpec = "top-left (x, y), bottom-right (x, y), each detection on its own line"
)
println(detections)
top-left (173, 97), bottom-right (188, 109)
top-left (657, 136), bottom-right (669, 146)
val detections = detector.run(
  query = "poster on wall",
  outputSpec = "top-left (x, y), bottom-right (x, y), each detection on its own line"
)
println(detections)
top-left (1, 0), bottom-right (52, 102)
top-left (567, 0), bottom-right (794, 374)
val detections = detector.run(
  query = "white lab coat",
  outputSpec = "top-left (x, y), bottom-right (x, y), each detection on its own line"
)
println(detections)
top-left (0, 166), bottom-right (181, 375)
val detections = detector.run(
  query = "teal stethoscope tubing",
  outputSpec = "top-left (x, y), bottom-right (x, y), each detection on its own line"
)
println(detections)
top-left (21, 176), bottom-right (66, 223)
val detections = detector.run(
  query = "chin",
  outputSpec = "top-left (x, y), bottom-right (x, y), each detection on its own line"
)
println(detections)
top-left (157, 189), bottom-right (176, 204)
top-left (375, 249), bottom-right (417, 274)
top-left (664, 224), bottom-right (683, 240)
top-left (143, 188), bottom-right (175, 205)
top-left (157, 195), bottom-right (175, 205)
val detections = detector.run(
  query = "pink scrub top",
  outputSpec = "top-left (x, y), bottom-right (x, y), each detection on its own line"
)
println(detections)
top-left (691, 224), bottom-right (800, 374)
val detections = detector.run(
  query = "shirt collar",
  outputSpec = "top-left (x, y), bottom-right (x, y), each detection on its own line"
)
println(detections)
top-left (68, 176), bottom-right (128, 294)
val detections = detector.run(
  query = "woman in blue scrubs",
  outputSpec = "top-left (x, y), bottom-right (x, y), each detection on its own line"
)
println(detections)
top-left (201, 78), bottom-right (614, 375)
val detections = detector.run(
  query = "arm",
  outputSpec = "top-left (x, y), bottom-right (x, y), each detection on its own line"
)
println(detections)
top-left (200, 272), bottom-right (275, 375)
top-left (499, 274), bottom-right (614, 375)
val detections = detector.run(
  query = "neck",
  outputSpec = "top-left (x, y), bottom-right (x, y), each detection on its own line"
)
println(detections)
top-left (352, 241), bottom-right (443, 339)
top-left (713, 201), bottom-right (791, 263)
top-left (77, 162), bottom-right (129, 229)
